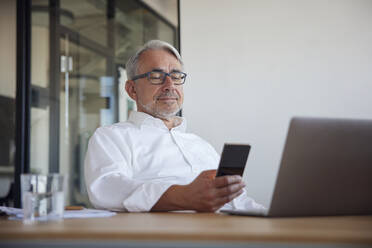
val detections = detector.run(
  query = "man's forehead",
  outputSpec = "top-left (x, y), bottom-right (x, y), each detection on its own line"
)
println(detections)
top-left (137, 49), bottom-right (182, 70)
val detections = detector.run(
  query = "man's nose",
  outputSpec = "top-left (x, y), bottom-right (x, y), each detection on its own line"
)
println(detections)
top-left (162, 74), bottom-right (176, 90)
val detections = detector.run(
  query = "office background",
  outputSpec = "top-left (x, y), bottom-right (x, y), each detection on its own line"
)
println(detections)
top-left (1, 0), bottom-right (372, 208)
top-left (0, 0), bottom-right (179, 207)
top-left (180, 0), bottom-right (372, 206)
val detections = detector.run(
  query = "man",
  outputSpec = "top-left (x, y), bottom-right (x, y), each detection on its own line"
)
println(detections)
top-left (85, 40), bottom-right (265, 212)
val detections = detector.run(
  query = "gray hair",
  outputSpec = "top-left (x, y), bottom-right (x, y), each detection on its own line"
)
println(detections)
top-left (125, 40), bottom-right (183, 80)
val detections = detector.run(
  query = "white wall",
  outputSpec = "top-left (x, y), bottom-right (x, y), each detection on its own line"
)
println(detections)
top-left (180, 0), bottom-right (372, 207)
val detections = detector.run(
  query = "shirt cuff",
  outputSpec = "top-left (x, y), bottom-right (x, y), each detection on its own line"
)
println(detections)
top-left (123, 181), bottom-right (175, 212)
top-left (219, 189), bottom-right (267, 211)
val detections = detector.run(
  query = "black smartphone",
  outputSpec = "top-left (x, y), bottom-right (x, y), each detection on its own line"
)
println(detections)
top-left (216, 144), bottom-right (251, 177)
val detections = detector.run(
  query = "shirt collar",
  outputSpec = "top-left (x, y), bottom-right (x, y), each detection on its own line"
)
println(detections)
top-left (128, 111), bottom-right (187, 132)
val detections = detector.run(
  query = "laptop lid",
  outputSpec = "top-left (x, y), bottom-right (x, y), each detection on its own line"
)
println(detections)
top-left (268, 117), bottom-right (372, 217)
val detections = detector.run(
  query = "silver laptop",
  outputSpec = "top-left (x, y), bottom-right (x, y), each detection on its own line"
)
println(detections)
top-left (221, 117), bottom-right (372, 217)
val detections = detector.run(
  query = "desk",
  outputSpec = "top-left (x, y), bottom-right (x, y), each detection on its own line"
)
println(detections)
top-left (1, 213), bottom-right (371, 248)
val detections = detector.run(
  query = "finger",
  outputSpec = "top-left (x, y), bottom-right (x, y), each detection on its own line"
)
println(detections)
top-left (214, 175), bottom-right (242, 188)
top-left (215, 189), bottom-right (244, 206)
top-left (200, 170), bottom-right (217, 179)
top-left (216, 182), bottom-right (245, 197)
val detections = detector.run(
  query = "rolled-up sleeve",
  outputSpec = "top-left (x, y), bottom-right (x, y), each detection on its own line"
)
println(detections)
top-left (84, 127), bottom-right (173, 212)
top-left (219, 189), bottom-right (267, 213)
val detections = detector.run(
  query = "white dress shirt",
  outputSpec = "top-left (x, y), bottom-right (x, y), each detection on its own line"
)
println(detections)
top-left (84, 111), bottom-right (265, 212)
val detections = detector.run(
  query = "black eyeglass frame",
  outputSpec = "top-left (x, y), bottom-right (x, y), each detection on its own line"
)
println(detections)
top-left (131, 71), bottom-right (187, 85)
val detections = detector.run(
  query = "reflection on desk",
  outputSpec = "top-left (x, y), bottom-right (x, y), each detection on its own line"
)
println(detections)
top-left (0, 212), bottom-right (371, 248)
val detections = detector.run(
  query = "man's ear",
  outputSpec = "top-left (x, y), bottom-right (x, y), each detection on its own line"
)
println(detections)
top-left (125, 80), bottom-right (137, 101)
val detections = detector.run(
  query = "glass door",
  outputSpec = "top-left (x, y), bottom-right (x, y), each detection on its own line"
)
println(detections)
top-left (30, 0), bottom-right (179, 207)
top-left (59, 34), bottom-right (114, 206)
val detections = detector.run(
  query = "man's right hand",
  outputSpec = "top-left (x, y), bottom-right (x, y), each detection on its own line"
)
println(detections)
top-left (182, 170), bottom-right (245, 212)
top-left (151, 170), bottom-right (245, 212)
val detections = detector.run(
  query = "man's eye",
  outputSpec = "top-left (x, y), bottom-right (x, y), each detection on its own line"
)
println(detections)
top-left (149, 72), bottom-right (163, 79)
top-left (171, 73), bottom-right (183, 80)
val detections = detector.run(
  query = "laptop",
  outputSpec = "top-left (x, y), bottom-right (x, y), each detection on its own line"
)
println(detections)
top-left (221, 117), bottom-right (372, 217)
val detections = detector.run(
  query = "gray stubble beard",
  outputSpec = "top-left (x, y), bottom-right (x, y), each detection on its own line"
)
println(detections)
top-left (138, 99), bottom-right (182, 121)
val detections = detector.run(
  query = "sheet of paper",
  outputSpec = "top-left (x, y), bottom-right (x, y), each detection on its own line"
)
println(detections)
top-left (0, 206), bottom-right (116, 220)
top-left (63, 208), bottom-right (117, 219)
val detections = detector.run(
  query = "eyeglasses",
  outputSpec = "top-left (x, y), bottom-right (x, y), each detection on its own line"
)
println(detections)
top-left (132, 70), bottom-right (187, 85)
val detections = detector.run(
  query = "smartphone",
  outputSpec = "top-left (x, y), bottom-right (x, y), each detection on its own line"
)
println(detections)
top-left (216, 143), bottom-right (251, 177)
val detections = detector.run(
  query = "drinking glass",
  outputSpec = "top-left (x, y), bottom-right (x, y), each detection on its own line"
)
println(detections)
top-left (21, 174), bottom-right (66, 223)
